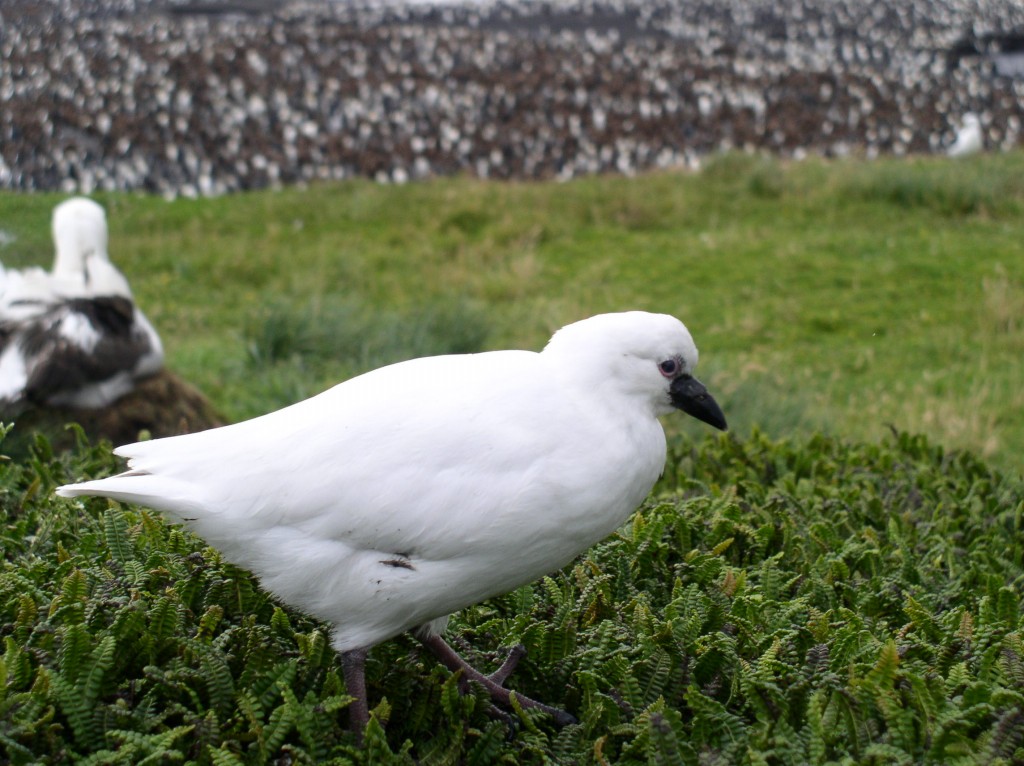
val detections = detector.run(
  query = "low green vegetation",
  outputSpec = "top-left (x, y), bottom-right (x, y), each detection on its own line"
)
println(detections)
top-left (1, 427), bottom-right (1021, 763)
top-left (0, 154), bottom-right (1022, 762)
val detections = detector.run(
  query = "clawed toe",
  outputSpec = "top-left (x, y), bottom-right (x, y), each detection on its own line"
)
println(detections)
top-left (419, 634), bottom-right (575, 727)
top-left (546, 706), bottom-right (578, 726)
top-left (487, 643), bottom-right (527, 685)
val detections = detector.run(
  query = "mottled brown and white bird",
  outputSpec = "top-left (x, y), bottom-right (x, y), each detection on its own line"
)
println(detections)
top-left (0, 197), bottom-right (163, 414)
top-left (58, 311), bottom-right (726, 738)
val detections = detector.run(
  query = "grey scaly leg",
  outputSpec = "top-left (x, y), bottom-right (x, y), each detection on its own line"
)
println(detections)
top-left (341, 648), bottom-right (370, 741)
top-left (418, 634), bottom-right (576, 726)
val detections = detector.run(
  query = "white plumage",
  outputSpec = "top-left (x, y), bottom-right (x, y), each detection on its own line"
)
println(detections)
top-left (0, 197), bottom-right (163, 413)
top-left (57, 310), bottom-right (726, 734)
top-left (947, 113), bottom-right (983, 157)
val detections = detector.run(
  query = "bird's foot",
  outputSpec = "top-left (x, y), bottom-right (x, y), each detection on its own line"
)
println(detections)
top-left (419, 634), bottom-right (576, 726)
top-left (487, 643), bottom-right (527, 685)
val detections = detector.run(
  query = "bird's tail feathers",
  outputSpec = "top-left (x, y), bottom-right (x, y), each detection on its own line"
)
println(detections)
top-left (56, 472), bottom-right (208, 522)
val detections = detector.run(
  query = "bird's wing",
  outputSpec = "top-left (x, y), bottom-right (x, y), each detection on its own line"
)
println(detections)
top-left (0, 339), bottom-right (29, 410)
top-left (0, 268), bottom-right (61, 321)
top-left (127, 307), bottom-right (164, 377)
top-left (19, 296), bottom-right (153, 407)
top-left (63, 351), bottom-right (571, 548)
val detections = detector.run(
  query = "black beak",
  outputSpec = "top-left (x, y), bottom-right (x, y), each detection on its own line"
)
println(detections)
top-left (669, 375), bottom-right (727, 431)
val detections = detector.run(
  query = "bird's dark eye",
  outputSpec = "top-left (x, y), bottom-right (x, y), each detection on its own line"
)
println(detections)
top-left (658, 359), bottom-right (679, 377)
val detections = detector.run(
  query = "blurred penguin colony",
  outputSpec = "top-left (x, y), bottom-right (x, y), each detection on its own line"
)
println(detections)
top-left (2, 0), bottom-right (1023, 197)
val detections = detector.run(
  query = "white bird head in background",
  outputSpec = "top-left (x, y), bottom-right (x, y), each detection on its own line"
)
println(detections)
top-left (50, 197), bottom-right (111, 289)
top-left (948, 112), bottom-right (983, 157)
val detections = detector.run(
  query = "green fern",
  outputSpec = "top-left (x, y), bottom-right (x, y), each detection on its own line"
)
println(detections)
top-left (51, 634), bottom-right (118, 750)
top-left (102, 507), bottom-right (133, 565)
top-left (206, 745), bottom-right (246, 766)
top-left (3, 636), bottom-right (32, 690)
top-left (2, 428), bottom-right (1023, 762)
top-left (147, 597), bottom-right (184, 646)
top-left (646, 706), bottom-right (691, 766)
top-left (197, 643), bottom-right (236, 718)
top-left (255, 688), bottom-right (297, 761)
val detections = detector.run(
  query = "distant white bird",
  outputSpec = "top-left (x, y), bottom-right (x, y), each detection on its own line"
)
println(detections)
top-left (58, 311), bottom-right (726, 738)
top-left (947, 113), bottom-right (983, 157)
top-left (0, 197), bottom-right (163, 413)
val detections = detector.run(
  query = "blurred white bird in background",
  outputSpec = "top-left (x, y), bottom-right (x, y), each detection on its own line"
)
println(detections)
top-left (58, 310), bottom-right (727, 739)
top-left (0, 197), bottom-right (163, 414)
top-left (947, 112), bottom-right (983, 157)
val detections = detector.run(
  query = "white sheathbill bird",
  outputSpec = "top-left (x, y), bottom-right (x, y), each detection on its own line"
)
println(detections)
top-left (57, 310), bottom-right (727, 737)
top-left (0, 197), bottom-right (163, 413)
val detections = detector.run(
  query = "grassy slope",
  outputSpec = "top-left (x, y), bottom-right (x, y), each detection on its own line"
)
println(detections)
top-left (2, 152), bottom-right (1022, 472)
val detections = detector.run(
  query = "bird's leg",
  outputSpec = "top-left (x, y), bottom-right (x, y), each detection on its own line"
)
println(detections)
top-left (418, 634), bottom-right (576, 726)
top-left (341, 648), bottom-right (370, 742)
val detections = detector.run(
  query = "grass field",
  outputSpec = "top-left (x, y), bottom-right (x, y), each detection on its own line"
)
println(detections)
top-left (1, 154), bottom-right (1023, 764)
top-left (2, 151), bottom-right (1022, 473)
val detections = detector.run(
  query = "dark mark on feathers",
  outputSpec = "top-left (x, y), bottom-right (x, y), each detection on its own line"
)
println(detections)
top-left (380, 558), bottom-right (415, 570)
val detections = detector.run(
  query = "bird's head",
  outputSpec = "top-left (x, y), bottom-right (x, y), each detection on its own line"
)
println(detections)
top-left (51, 197), bottom-right (111, 281)
top-left (543, 311), bottom-right (727, 430)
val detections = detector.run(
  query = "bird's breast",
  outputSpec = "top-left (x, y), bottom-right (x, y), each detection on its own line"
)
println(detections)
top-left (459, 413), bottom-right (667, 586)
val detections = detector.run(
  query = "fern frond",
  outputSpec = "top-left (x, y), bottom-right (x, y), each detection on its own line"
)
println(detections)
top-left (646, 708), bottom-right (690, 766)
top-left (254, 661), bottom-right (298, 713)
top-left (80, 634), bottom-right (117, 705)
top-left (903, 596), bottom-right (940, 642)
top-left (52, 634), bottom-right (117, 750)
top-left (56, 622), bottom-right (91, 681)
top-left (257, 687), bottom-right (297, 761)
top-left (864, 640), bottom-right (900, 692)
top-left (147, 597), bottom-right (183, 646)
top-left (196, 643), bottom-right (236, 718)
top-left (102, 508), bottom-right (133, 565)
top-left (195, 605), bottom-right (224, 642)
top-left (3, 636), bottom-right (33, 690)
top-left (207, 744), bottom-right (246, 766)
